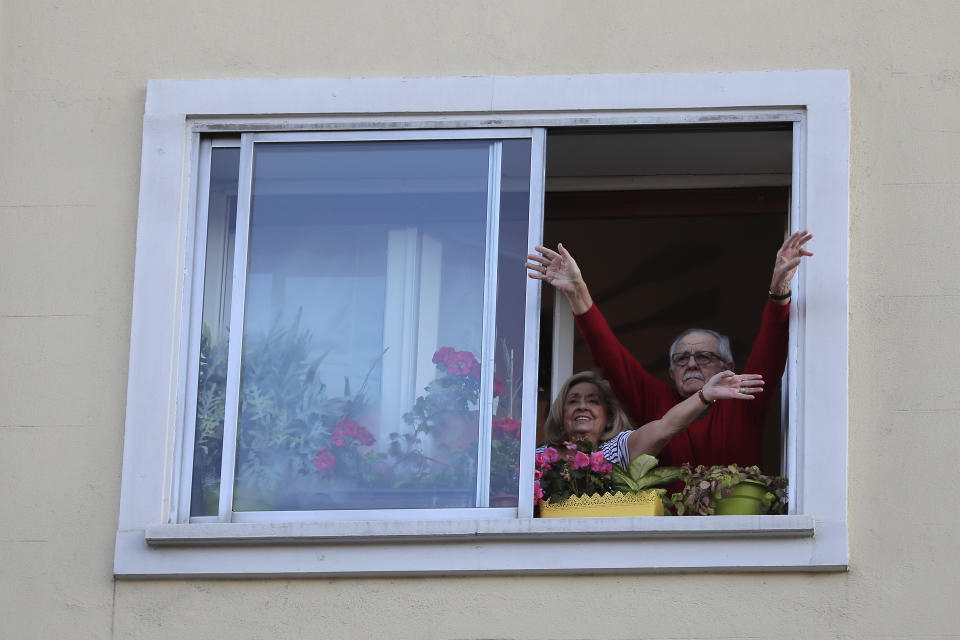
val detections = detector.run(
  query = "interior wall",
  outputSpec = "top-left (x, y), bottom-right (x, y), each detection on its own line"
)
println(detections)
top-left (3, 1), bottom-right (960, 638)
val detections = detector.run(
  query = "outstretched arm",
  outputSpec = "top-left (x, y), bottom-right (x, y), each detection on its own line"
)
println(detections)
top-left (626, 371), bottom-right (764, 461)
top-left (769, 230), bottom-right (814, 304)
top-left (526, 243), bottom-right (594, 314)
top-left (529, 242), bottom-right (673, 425)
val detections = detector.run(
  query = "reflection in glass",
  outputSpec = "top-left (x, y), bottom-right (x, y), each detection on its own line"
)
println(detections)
top-left (230, 140), bottom-right (515, 511)
top-left (191, 147), bottom-right (240, 517)
top-left (488, 139), bottom-right (531, 507)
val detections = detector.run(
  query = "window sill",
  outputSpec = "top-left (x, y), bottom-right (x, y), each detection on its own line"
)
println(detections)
top-left (113, 515), bottom-right (839, 579)
top-left (114, 515), bottom-right (847, 579)
top-left (145, 515), bottom-right (815, 546)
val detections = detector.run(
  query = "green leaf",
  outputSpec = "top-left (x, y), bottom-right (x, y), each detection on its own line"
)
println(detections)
top-left (610, 466), bottom-right (640, 492)
top-left (627, 454), bottom-right (659, 480)
top-left (633, 466), bottom-right (682, 490)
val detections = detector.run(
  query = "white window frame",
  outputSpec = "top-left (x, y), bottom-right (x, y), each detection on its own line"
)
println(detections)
top-left (115, 71), bottom-right (849, 577)
top-left (185, 129), bottom-right (541, 523)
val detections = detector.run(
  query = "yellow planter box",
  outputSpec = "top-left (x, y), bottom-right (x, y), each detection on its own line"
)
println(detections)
top-left (539, 490), bottom-right (664, 518)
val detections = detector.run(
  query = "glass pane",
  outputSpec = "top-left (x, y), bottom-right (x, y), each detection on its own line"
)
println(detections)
top-left (488, 140), bottom-right (531, 507)
top-left (191, 146), bottom-right (241, 517)
top-left (232, 139), bottom-right (514, 511)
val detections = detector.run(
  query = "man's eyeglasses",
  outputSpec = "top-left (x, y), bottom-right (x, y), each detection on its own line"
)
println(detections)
top-left (670, 351), bottom-right (724, 367)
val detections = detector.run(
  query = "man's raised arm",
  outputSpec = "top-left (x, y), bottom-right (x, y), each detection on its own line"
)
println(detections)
top-left (526, 243), bottom-right (670, 426)
top-left (768, 230), bottom-right (814, 305)
top-left (525, 243), bottom-right (594, 314)
top-left (740, 230), bottom-right (815, 418)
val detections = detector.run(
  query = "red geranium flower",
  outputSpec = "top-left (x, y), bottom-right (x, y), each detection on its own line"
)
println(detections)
top-left (313, 446), bottom-right (336, 471)
top-left (432, 347), bottom-right (480, 376)
top-left (331, 417), bottom-right (376, 447)
top-left (492, 417), bottom-right (521, 438)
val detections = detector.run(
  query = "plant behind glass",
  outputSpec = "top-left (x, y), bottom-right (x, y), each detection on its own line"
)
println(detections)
top-left (193, 312), bottom-right (382, 511)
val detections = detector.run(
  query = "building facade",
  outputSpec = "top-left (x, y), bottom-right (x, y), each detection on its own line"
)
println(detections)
top-left (2, 1), bottom-right (958, 637)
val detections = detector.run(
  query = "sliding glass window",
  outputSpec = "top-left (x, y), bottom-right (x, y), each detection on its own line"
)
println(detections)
top-left (183, 131), bottom-right (541, 522)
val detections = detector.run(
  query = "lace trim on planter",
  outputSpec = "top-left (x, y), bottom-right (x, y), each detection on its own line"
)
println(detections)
top-left (547, 490), bottom-right (659, 508)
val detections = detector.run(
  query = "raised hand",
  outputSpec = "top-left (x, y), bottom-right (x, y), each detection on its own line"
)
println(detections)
top-left (701, 370), bottom-right (764, 401)
top-left (526, 244), bottom-right (594, 314)
top-left (627, 369), bottom-right (765, 459)
top-left (770, 230), bottom-right (814, 298)
top-left (526, 243), bottom-right (582, 293)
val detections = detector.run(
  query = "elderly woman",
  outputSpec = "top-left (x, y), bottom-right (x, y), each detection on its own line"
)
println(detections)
top-left (540, 369), bottom-right (763, 467)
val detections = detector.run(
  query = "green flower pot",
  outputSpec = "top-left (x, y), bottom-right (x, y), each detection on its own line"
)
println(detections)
top-left (714, 479), bottom-right (769, 515)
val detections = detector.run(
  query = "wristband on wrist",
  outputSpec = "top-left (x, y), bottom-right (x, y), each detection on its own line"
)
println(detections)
top-left (768, 289), bottom-right (792, 301)
top-left (698, 389), bottom-right (714, 405)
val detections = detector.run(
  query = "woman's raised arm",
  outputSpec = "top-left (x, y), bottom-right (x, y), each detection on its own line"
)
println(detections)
top-left (625, 370), bottom-right (763, 461)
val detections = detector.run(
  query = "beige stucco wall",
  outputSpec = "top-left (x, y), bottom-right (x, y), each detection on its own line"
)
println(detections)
top-left (2, 0), bottom-right (958, 637)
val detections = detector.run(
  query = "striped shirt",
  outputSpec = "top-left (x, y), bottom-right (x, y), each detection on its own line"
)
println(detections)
top-left (536, 430), bottom-right (632, 466)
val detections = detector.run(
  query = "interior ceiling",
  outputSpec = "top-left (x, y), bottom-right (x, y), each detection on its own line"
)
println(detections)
top-left (545, 127), bottom-right (793, 188)
top-left (213, 127), bottom-right (794, 189)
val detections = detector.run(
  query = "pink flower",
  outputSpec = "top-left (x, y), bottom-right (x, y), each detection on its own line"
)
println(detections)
top-left (564, 441), bottom-right (578, 451)
top-left (570, 451), bottom-right (591, 470)
top-left (535, 453), bottom-right (551, 472)
top-left (590, 451), bottom-right (612, 474)
top-left (542, 447), bottom-right (560, 464)
top-left (534, 481), bottom-right (544, 505)
top-left (534, 468), bottom-right (542, 480)
top-left (313, 447), bottom-right (336, 471)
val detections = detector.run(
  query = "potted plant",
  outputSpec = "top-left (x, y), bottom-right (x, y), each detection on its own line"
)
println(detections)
top-left (535, 444), bottom-right (678, 517)
top-left (382, 346), bottom-right (502, 505)
top-left (394, 344), bottom-right (524, 508)
top-left (672, 464), bottom-right (788, 516)
top-left (488, 416), bottom-right (522, 506)
top-left (193, 311), bottom-right (398, 512)
top-left (611, 454), bottom-right (682, 512)
top-left (196, 334), bottom-right (522, 512)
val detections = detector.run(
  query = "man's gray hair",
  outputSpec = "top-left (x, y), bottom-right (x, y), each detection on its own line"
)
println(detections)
top-left (669, 328), bottom-right (734, 365)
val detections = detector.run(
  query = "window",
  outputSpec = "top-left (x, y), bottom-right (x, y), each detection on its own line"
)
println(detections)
top-left (116, 72), bottom-right (849, 577)
top-left (185, 132), bottom-right (537, 521)
top-left (538, 125), bottom-right (795, 473)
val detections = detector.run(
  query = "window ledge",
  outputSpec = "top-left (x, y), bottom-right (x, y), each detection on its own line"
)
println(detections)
top-left (145, 515), bottom-right (814, 546)
top-left (118, 515), bottom-right (839, 578)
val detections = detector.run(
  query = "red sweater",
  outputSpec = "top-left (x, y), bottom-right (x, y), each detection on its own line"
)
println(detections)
top-left (574, 299), bottom-right (790, 469)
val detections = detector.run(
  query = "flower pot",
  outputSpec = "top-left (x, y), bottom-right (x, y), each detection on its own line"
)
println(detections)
top-left (539, 490), bottom-right (664, 518)
top-left (714, 479), bottom-right (769, 515)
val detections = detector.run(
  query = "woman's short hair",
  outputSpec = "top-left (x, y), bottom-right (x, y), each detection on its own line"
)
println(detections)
top-left (542, 371), bottom-right (634, 446)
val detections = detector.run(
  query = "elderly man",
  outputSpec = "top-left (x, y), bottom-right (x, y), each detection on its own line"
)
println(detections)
top-left (526, 231), bottom-right (813, 469)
